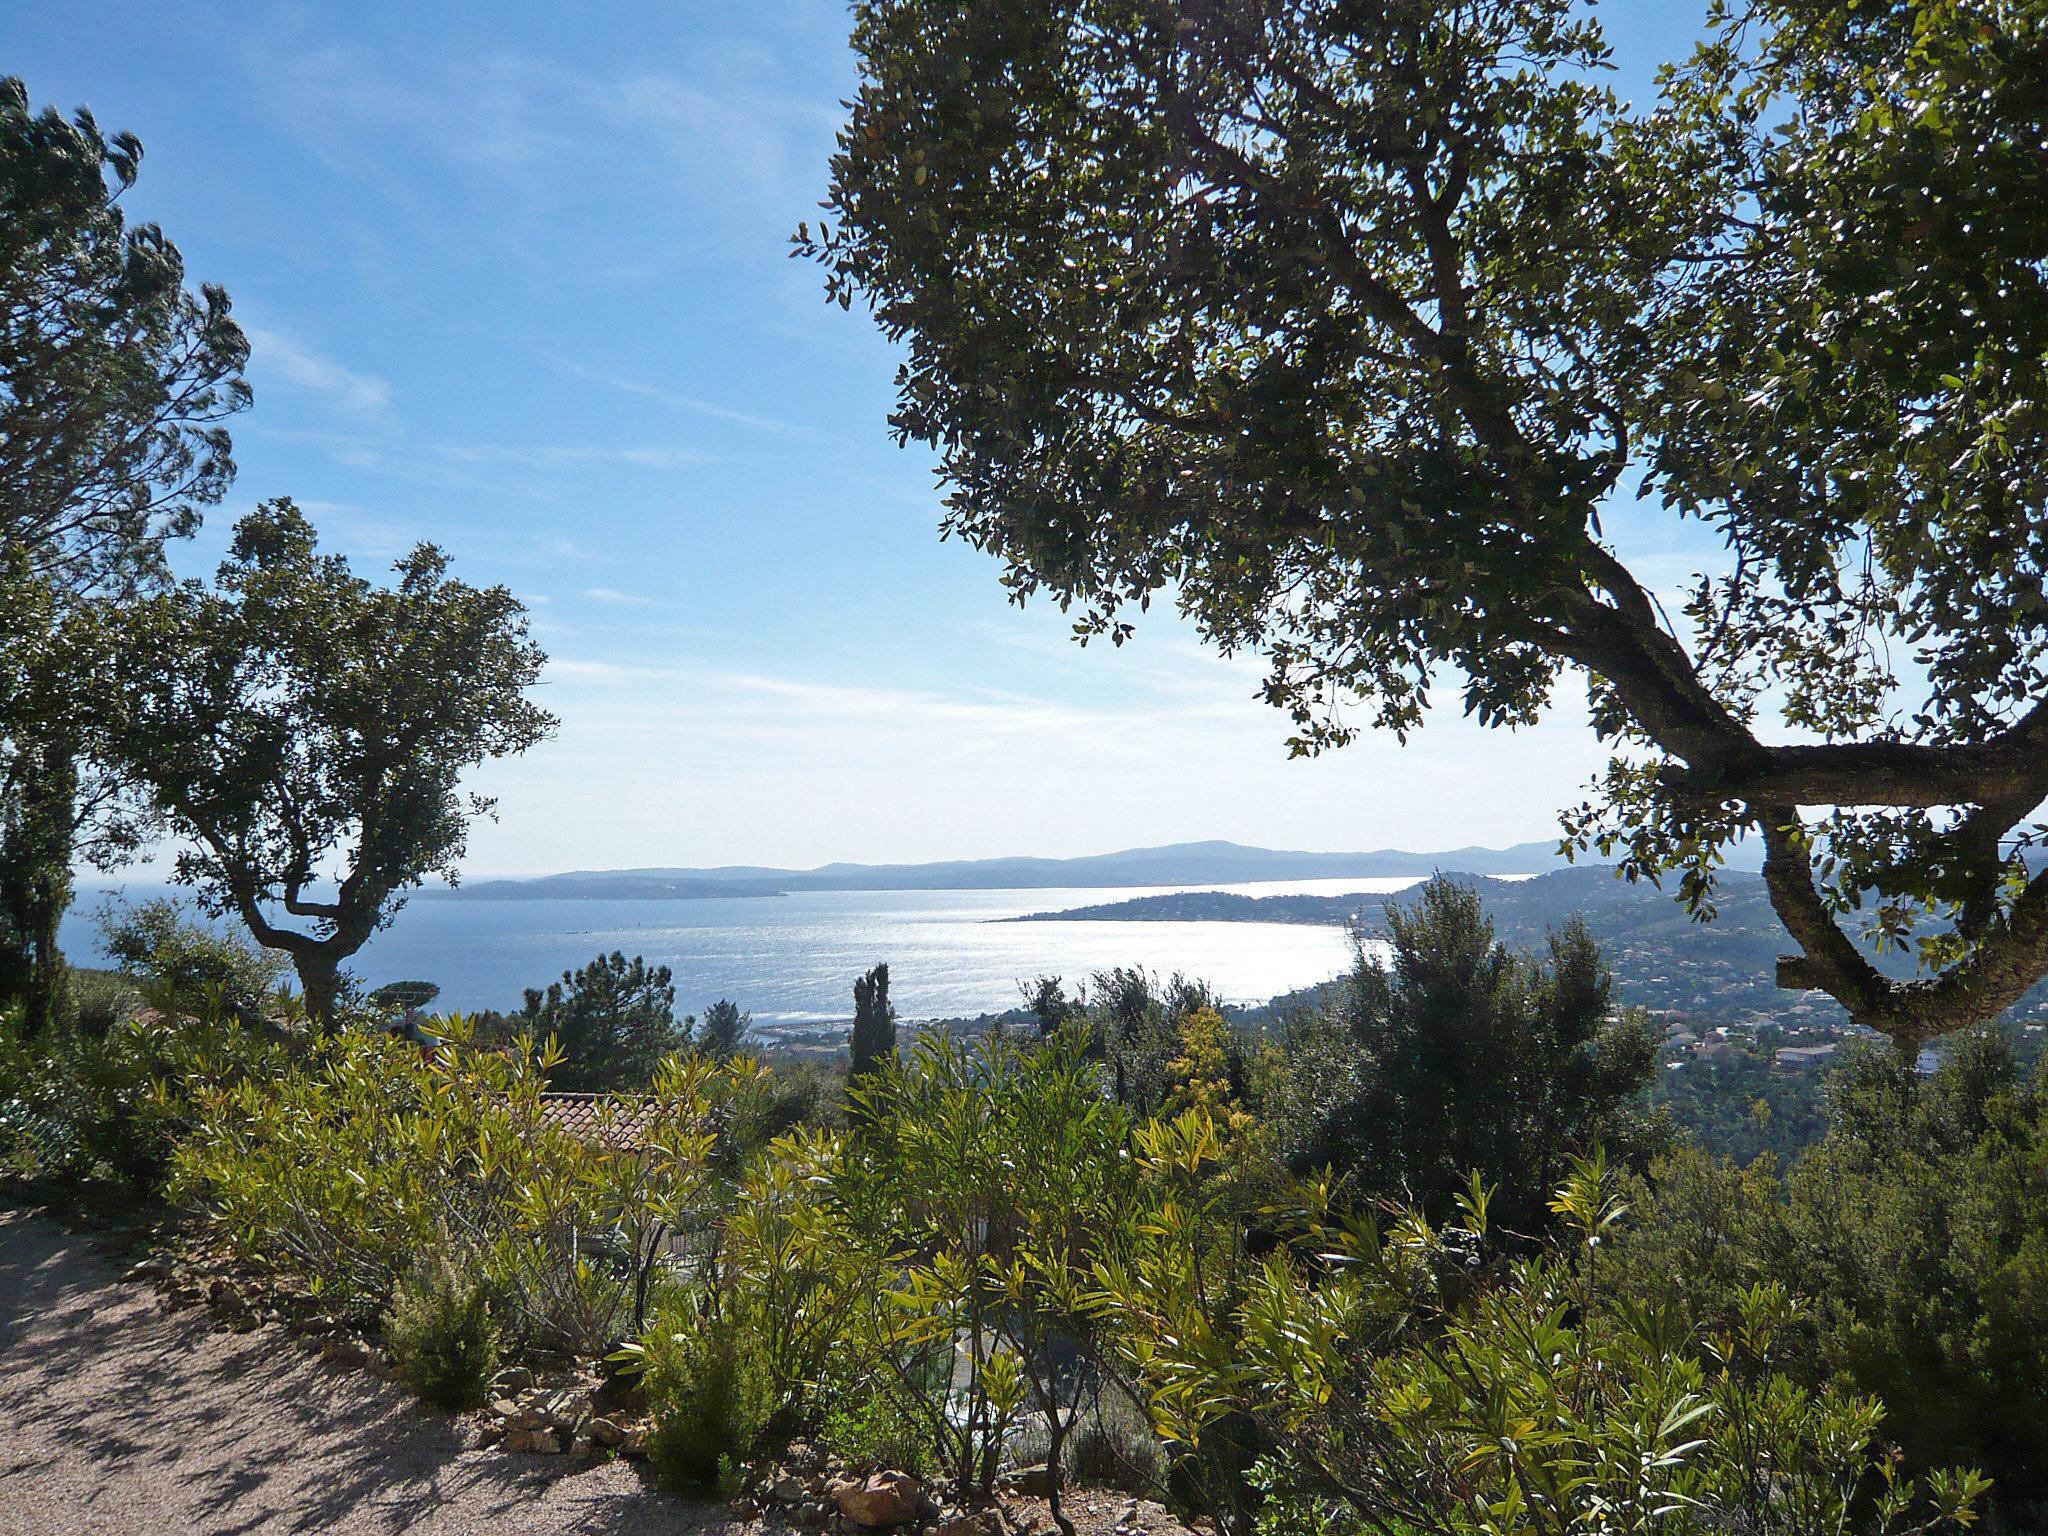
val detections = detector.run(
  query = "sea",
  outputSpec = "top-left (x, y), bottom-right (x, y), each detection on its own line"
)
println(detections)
top-left (59, 875), bottom-right (1434, 1037)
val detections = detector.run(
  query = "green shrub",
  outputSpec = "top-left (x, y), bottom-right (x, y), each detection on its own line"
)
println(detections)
top-left (633, 1289), bottom-right (777, 1489)
top-left (387, 1253), bottom-right (500, 1409)
top-left (819, 1390), bottom-right (934, 1477)
top-left (175, 1027), bottom-right (757, 1344)
top-left (98, 898), bottom-right (288, 1024)
top-left (0, 1007), bottom-right (275, 1190)
top-left (1104, 1136), bottom-right (1991, 1536)
top-left (68, 971), bottom-right (142, 1037)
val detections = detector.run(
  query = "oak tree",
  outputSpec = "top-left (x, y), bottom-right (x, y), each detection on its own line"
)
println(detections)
top-left (805, 0), bottom-right (2048, 1051)
top-left (109, 500), bottom-right (554, 1023)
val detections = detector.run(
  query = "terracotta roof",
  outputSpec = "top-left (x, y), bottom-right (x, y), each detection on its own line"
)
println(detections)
top-left (534, 1092), bottom-right (658, 1150)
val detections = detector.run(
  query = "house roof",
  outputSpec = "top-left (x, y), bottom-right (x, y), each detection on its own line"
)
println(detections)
top-left (534, 1092), bottom-right (658, 1150)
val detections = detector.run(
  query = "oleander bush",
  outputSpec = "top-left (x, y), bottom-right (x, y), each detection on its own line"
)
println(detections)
top-left (387, 1251), bottom-right (501, 1410)
top-left (1102, 1143), bottom-right (1989, 1536)
top-left (173, 1020), bottom-right (763, 1350)
top-left (0, 1003), bottom-right (277, 1188)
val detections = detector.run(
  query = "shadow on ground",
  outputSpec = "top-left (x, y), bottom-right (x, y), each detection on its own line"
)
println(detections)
top-left (0, 1206), bottom-right (714, 1536)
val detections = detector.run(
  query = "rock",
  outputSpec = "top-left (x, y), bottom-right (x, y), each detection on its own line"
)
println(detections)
top-left (588, 1416), bottom-right (626, 1448)
top-left (320, 1337), bottom-right (371, 1368)
top-left (798, 1506), bottom-right (829, 1529)
top-left (495, 1366), bottom-right (536, 1394)
top-left (531, 1387), bottom-right (585, 1433)
top-left (527, 1429), bottom-right (564, 1455)
top-left (999, 1465), bottom-right (1057, 1500)
top-left (934, 1513), bottom-right (1002, 1536)
top-left (834, 1471), bottom-right (925, 1528)
top-left (489, 1398), bottom-right (522, 1421)
top-left (588, 1371), bottom-right (644, 1416)
top-left (774, 1475), bottom-right (806, 1504)
top-left (476, 1422), bottom-right (506, 1448)
top-left (621, 1426), bottom-right (650, 1458)
top-left (570, 1435), bottom-right (595, 1459)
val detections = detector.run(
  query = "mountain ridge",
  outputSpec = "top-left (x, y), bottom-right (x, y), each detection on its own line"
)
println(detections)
top-left (427, 837), bottom-right (1627, 899)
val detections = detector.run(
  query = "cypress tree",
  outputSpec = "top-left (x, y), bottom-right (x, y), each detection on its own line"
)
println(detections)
top-left (850, 962), bottom-right (896, 1079)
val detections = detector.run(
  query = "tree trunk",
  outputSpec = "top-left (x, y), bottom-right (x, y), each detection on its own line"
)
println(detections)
top-left (295, 952), bottom-right (344, 1028)
top-left (1, 742), bottom-right (76, 1039)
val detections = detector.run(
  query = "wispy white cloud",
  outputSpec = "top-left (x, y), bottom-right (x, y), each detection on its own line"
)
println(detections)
top-left (244, 326), bottom-right (392, 414)
top-left (582, 587), bottom-right (661, 607)
top-left (433, 442), bottom-right (713, 471)
top-left (547, 356), bottom-right (821, 441)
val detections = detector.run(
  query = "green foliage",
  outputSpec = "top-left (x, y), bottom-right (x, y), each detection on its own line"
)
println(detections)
top-left (386, 1252), bottom-right (501, 1410)
top-left (849, 962), bottom-right (895, 1079)
top-left (0, 75), bottom-right (249, 590)
top-left (1621, 1029), bottom-right (2048, 1516)
top-left (174, 1023), bottom-right (754, 1350)
top-left (0, 1004), bottom-right (278, 1189)
top-left (368, 981), bottom-right (441, 1017)
top-left (696, 998), bottom-right (751, 1058)
top-left (634, 1287), bottom-right (778, 1489)
top-left (806, 0), bottom-right (2048, 1048)
top-left (831, 1031), bottom-right (1138, 1521)
top-left (521, 951), bottom-right (683, 1091)
top-left (99, 898), bottom-right (290, 1024)
top-left (1, 76), bottom-right (249, 1043)
top-left (1088, 967), bottom-right (1235, 1116)
top-left (68, 970), bottom-right (142, 1037)
top-left (1107, 1144), bottom-right (1988, 1536)
top-left (1649, 1037), bottom-right (1830, 1165)
top-left (105, 500), bottom-right (555, 1022)
top-left (1276, 878), bottom-right (1658, 1232)
top-left (819, 1391), bottom-right (934, 1478)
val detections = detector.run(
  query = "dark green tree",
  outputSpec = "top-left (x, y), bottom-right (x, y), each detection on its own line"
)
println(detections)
top-left (1618, 1029), bottom-right (2048, 1519)
top-left (520, 951), bottom-right (682, 1091)
top-left (105, 500), bottom-right (554, 1023)
top-left (850, 961), bottom-right (896, 1079)
top-left (1285, 877), bottom-right (1655, 1232)
top-left (0, 77), bottom-right (248, 1031)
top-left (1020, 973), bottom-right (1076, 1037)
top-left (806, 0), bottom-right (2048, 1054)
top-left (696, 997), bottom-right (752, 1057)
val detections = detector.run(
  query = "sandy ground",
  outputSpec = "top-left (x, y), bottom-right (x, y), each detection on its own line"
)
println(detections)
top-left (0, 1205), bottom-right (705, 1536)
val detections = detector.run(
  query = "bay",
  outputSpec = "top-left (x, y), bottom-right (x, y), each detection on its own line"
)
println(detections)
top-left (61, 875), bottom-right (1424, 1035)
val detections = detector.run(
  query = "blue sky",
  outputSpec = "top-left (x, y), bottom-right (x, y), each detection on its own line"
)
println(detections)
top-left (13, 3), bottom-right (1718, 878)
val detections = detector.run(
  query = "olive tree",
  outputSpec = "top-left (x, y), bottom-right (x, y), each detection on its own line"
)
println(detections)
top-left (804, 0), bottom-right (2048, 1052)
top-left (109, 500), bottom-right (554, 1022)
top-left (0, 76), bottom-right (249, 1029)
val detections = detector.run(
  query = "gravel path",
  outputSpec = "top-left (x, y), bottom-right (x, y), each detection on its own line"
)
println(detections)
top-left (0, 1206), bottom-right (711, 1536)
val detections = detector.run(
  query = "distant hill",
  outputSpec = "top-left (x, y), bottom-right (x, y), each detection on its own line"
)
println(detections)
top-left (430, 838), bottom-right (1586, 900)
top-left (1013, 863), bottom-right (2044, 1027)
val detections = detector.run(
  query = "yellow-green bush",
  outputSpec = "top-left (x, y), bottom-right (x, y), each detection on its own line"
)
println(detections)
top-left (174, 1021), bottom-right (760, 1352)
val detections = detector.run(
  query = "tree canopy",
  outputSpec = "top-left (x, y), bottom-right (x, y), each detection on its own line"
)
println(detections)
top-left (805, 0), bottom-right (2048, 1051)
top-left (520, 950), bottom-right (684, 1091)
top-left (0, 76), bottom-right (249, 1031)
top-left (0, 75), bottom-right (247, 593)
top-left (850, 961), bottom-right (897, 1078)
top-left (106, 500), bottom-right (555, 1021)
